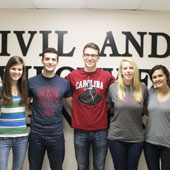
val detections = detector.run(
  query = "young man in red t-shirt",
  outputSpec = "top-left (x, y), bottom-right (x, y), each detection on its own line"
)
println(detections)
top-left (66, 42), bottom-right (116, 170)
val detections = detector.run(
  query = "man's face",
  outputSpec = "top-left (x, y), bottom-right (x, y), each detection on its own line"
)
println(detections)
top-left (42, 52), bottom-right (58, 73)
top-left (83, 47), bottom-right (100, 72)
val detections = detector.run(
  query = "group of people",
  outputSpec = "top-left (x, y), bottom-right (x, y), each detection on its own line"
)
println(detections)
top-left (0, 42), bottom-right (170, 170)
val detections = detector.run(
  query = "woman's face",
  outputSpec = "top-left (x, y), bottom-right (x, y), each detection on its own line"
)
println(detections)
top-left (121, 61), bottom-right (134, 85)
top-left (152, 69), bottom-right (168, 88)
top-left (9, 64), bottom-right (23, 83)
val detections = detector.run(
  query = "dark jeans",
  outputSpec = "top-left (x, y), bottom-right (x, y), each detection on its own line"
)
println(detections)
top-left (144, 142), bottom-right (170, 170)
top-left (28, 132), bottom-right (65, 170)
top-left (108, 139), bottom-right (144, 170)
top-left (74, 129), bottom-right (108, 170)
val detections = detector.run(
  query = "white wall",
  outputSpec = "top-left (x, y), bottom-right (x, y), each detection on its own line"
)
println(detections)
top-left (0, 9), bottom-right (170, 170)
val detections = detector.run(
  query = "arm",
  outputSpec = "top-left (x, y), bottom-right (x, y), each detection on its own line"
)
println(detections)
top-left (142, 83), bottom-right (149, 116)
top-left (142, 105), bottom-right (148, 116)
top-left (63, 96), bottom-right (73, 109)
top-left (63, 97), bottom-right (72, 127)
top-left (107, 103), bottom-right (112, 110)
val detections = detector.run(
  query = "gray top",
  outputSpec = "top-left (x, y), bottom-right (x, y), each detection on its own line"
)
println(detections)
top-left (145, 88), bottom-right (170, 148)
top-left (107, 82), bottom-right (148, 142)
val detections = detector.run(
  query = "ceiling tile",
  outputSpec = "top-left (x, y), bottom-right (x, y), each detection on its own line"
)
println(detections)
top-left (138, 0), bottom-right (170, 11)
top-left (0, 0), bottom-right (169, 11)
top-left (87, 0), bottom-right (142, 10)
top-left (32, 0), bottom-right (86, 9)
top-left (0, 0), bottom-right (35, 9)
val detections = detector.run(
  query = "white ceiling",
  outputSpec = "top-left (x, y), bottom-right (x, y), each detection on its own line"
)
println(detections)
top-left (0, 0), bottom-right (170, 11)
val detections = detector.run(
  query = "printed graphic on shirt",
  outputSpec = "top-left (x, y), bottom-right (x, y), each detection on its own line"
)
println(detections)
top-left (38, 86), bottom-right (59, 116)
top-left (76, 80), bottom-right (103, 90)
top-left (77, 80), bottom-right (102, 106)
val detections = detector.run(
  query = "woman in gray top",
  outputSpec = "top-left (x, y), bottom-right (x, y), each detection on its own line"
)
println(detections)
top-left (144, 65), bottom-right (170, 170)
top-left (107, 58), bottom-right (148, 170)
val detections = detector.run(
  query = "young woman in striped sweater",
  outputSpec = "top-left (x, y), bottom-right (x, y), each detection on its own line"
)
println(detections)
top-left (0, 56), bottom-right (30, 170)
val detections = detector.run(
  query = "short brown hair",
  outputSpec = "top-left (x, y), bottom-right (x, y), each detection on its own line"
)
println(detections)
top-left (42, 47), bottom-right (59, 61)
top-left (83, 42), bottom-right (100, 55)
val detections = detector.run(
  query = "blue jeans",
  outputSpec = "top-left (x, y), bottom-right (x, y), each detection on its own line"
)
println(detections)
top-left (0, 136), bottom-right (28, 170)
top-left (108, 139), bottom-right (144, 170)
top-left (144, 142), bottom-right (170, 170)
top-left (74, 129), bottom-right (108, 170)
top-left (28, 132), bottom-right (65, 170)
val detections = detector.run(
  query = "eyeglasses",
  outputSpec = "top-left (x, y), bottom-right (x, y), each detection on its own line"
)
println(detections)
top-left (83, 53), bottom-right (98, 58)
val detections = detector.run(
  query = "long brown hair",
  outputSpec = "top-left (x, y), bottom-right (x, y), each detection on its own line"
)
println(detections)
top-left (0, 56), bottom-right (30, 110)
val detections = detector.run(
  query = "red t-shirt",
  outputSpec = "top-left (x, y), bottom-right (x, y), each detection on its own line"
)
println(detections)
top-left (66, 68), bottom-right (116, 130)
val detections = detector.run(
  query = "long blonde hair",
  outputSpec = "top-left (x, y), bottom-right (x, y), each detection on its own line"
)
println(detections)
top-left (117, 58), bottom-right (143, 103)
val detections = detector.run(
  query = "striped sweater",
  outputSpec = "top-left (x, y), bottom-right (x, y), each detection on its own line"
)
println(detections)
top-left (0, 86), bottom-right (28, 137)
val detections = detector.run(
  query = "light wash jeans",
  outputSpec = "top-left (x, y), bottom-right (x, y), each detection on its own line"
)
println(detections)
top-left (74, 129), bottom-right (108, 170)
top-left (0, 136), bottom-right (28, 170)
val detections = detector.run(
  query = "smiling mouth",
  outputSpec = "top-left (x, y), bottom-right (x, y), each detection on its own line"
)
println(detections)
top-left (47, 65), bottom-right (54, 68)
top-left (87, 61), bottom-right (94, 64)
top-left (126, 75), bottom-right (132, 77)
top-left (12, 76), bottom-right (21, 79)
top-left (156, 82), bottom-right (162, 85)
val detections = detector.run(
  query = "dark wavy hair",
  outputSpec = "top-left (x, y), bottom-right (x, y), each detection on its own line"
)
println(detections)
top-left (149, 65), bottom-right (170, 87)
top-left (1, 56), bottom-right (30, 110)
